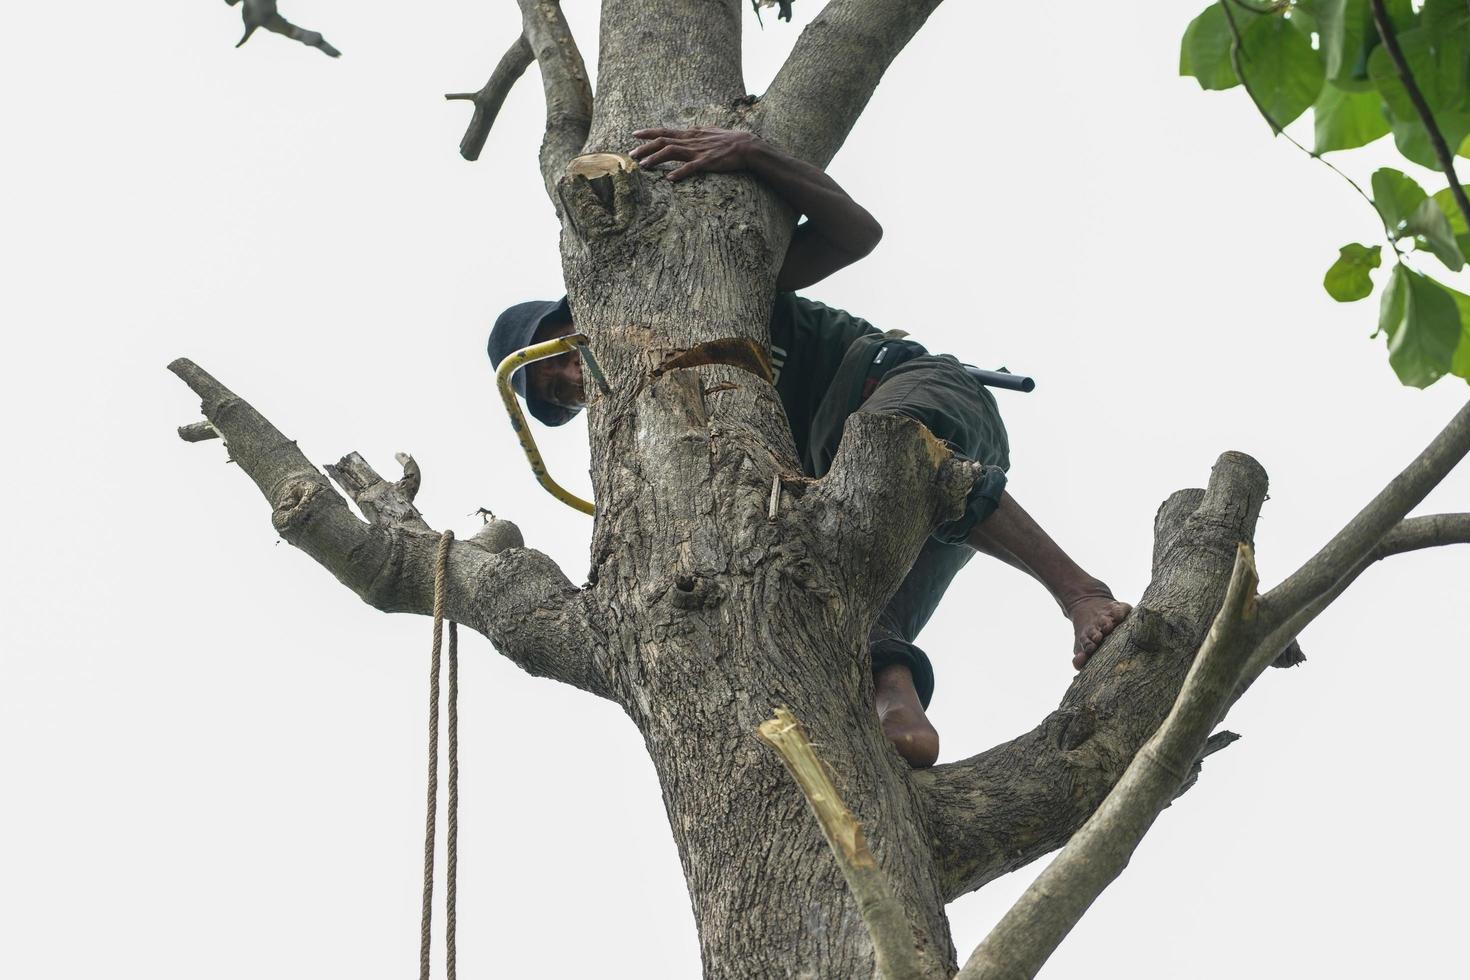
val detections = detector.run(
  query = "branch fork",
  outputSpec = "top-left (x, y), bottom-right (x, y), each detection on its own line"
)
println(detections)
top-left (169, 357), bottom-right (608, 698)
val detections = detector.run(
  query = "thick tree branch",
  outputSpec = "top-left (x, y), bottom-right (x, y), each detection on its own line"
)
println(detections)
top-left (962, 506), bottom-right (1465, 974)
top-left (1260, 399), bottom-right (1470, 630)
top-left (168, 357), bottom-right (609, 698)
top-left (446, 36), bottom-right (535, 162)
top-left (758, 708), bottom-right (941, 980)
top-left (756, 0), bottom-right (946, 167)
top-left (517, 0), bottom-right (593, 196)
top-left (918, 452), bottom-right (1269, 902)
top-left (1370, 0), bottom-right (1470, 230)
top-left (956, 546), bottom-right (1260, 980)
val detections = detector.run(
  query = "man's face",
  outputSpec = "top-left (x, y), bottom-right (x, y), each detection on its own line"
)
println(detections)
top-left (526, 318), bottom-right (586, 411)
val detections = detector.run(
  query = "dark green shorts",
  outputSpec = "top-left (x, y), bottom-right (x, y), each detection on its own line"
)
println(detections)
top-left (803, 341), bottom-right (1011, 708)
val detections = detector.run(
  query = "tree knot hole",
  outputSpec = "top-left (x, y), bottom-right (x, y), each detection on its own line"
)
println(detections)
top-left (559, 153), bottom-right (643, 239)
top-left (671, 572), bottom-right (723, 609)
top-left (271, 477), bottom-right (330, 534)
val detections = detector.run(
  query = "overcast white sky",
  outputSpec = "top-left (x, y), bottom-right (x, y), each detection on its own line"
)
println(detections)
top-left (3, 2), bottom-right (1467, 977)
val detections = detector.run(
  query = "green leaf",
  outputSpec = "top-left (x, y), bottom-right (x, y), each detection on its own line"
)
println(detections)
top-left (1368, 27), bottom-right (1470, 169)
top-left (1306, 0), bottom-right (1369, 89)
top-left (1420, 0), bottom-right (1470, 114)
top-left (1454, 334), bottom-right (1470, 380)
top-left (1438, 277), bottom-right (1470, 380)
top-left (1371, 167), bottom-right (1428, 233)
top-left (1432, 186), bottom-right (1470, 234)
top-left (1312, 82), bottom-right (1391, 152)
top-left (1302, 0), bottom-right (1415, 91)
top-left (1324, 243), bottom-right (1382, 301)
top-left (1377, 265), bottom-right (1461, 387)
top-left (1239, 14), bottom-right (1327, 127)
top-left (1181, 6), bottom-right (1244, 91)
top-left (1405, 197), bottom-right (1466, 271)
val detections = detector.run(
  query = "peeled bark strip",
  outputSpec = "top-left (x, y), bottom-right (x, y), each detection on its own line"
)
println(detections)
top-left (758, 708), bottom-right (943, 980)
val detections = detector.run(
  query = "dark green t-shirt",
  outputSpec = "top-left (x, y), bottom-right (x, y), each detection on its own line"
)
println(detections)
top-left (768, 292), bottom-right (881, 469)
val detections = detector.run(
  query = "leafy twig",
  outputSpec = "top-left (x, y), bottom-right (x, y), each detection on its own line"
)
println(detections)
top-left (1218, 1), bottom-right (1396, 250)
top-left (1369, 0), bottom-right (1470, 232)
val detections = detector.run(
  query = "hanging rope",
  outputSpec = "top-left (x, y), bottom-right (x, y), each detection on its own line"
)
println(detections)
top-left (419, 530), bottom-right (460, 980)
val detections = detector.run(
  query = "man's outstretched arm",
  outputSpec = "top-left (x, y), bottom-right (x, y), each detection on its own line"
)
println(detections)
top-left (630, 127), bottom-right (882, 291)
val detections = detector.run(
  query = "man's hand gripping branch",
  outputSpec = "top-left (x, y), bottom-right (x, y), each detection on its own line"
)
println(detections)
top-left (630, 127), bottom-right (883, 291)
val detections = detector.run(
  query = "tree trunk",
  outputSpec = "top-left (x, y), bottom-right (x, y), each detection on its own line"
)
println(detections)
top-left (551, 7), bottom-right (973, 970)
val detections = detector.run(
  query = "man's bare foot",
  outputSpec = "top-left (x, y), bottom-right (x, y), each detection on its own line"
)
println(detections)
top-left (1064, 586), bottom-right (1132, 670)
top-left (874, 663), bottom-right (940, 768)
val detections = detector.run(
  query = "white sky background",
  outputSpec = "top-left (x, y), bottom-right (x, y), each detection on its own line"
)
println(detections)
top-left (3, 1), bottom-right (1468, 977)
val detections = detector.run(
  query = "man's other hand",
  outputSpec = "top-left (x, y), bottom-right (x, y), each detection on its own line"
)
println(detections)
top-left (631, 128), bottom-right (762, 182)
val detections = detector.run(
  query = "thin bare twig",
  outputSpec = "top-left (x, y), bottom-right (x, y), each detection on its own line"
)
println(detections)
top-left (1242, 512), bottom-right (1470, 694)
top-left (446, 36), bottom-right (534, 162)
top-left (1261, 399), bottom-right (1470, 628)
top-left (757, 708), bottom-right (939, 980)
top-left (177, 420), bottom-right (220, 442)
top-left (1370, 0), bottom-right (1470, 231)
top-left (228, 0), bottom-right (339, 58)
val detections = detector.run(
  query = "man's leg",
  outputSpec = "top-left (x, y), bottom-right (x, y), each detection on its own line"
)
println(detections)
top-left (839, 353), bottom-right (1130, 765)
top-left (869, 492), bottom-right (1131, 768)
top-left (967, 493), bottom-right (1132, 669)
top-left (869, 537), bottom-right (974, 769)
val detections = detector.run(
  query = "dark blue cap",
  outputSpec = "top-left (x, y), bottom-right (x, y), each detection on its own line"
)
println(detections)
top-left (487, 296), bottom-right (579, 427)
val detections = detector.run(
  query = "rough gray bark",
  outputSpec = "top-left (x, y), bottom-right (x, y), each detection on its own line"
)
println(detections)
top-left (177, 2), bottom-right (1470, 976)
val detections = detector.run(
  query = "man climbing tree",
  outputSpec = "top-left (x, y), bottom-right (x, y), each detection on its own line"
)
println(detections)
top-left (167, 1), bottom-right (1470, 976)
top-left (487, 125), bottom-right (1132, 769)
